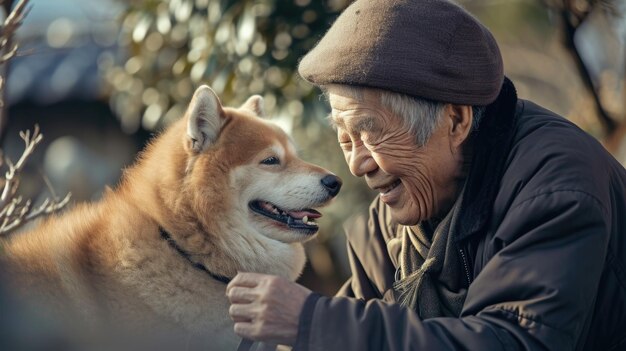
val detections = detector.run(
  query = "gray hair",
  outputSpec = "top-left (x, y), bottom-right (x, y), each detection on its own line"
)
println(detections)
top-left (323, 85), bottom-right (486, 146)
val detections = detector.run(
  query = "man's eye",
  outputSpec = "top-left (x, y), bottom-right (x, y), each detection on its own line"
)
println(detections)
top-left (260, 156), bottom-right (280, 165)
top-left (339, 141), bottom-right (352, 151)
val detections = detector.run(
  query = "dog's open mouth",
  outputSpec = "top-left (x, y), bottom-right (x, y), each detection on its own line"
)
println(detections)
top-left (249, 200), bottom-right (321, 234)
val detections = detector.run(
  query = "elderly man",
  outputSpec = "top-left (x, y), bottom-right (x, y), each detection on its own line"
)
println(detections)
top-left (226, 0), bottom-right (626, 350)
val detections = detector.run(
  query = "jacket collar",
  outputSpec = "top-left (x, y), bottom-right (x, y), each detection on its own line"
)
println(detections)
top-left (456, 77), bottom-right (519, 242)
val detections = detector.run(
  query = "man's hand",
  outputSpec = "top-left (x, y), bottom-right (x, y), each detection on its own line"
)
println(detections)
top-left (226, 272), bottom-right (312, 346)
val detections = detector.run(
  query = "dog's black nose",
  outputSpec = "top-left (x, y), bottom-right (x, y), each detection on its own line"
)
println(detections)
top-left (321, 175), bottom-right (342, 197)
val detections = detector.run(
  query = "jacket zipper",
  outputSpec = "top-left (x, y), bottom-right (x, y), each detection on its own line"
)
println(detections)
top-left (459, 248), bottom-right (472, 286)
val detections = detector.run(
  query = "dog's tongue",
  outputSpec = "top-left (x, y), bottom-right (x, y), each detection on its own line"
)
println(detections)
top-left (286, 209), bottom-right (322, 219)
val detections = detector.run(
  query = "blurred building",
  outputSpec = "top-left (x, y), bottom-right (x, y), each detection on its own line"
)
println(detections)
top-left (3, 0), bottom-right (150, 204)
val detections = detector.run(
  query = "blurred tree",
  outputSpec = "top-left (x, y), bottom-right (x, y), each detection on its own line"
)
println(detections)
top-left (541, 0), bottom-right (625, 139)
top-left (464, 0), bottom-right (625, 161)
top-left (106, 0), bottom-right (352, 133)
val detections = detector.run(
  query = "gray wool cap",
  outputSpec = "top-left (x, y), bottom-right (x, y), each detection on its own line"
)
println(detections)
top-left (298, 0), bottom-right (504, 106)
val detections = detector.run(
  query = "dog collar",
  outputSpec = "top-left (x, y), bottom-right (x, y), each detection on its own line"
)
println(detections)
top-left (159, 227), bottom-right (232, 284)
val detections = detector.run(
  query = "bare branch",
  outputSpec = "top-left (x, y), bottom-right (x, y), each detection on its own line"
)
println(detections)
top-left (0, 0), bottom-right (32, 143)
top-left (1, 0), bottom-right (31, 37)
top-left (0, 42), bottom-right (18, 64)
top-left (0, 193), bottom-right (71, 234)
top-left (0, 125), bottom-right (72, 236)
top-left (41, 171), bottom-right (58, 199)
top-left (27, 193), bottom-right (71, 221)
top-left (0, 125), bottom-right (41, 209)
top-left (0, 0), bottom-right (66, 236)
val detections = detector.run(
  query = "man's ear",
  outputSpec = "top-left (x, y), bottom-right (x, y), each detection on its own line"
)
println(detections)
top-left (445, 104), bottom-right (473, 148)
top-left (186, 85), bottom-right (225, 153)
top-left (241, 95), bottom-right (265, 118)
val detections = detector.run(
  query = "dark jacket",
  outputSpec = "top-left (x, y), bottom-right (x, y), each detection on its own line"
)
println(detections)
top-left (294, 82), bottom-right (626, 350)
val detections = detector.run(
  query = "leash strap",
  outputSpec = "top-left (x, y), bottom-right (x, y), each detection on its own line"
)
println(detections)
top-left (237, 339), bottom-right (278, 351)
top-left (237, 338), bottom-right (255, 351)
top-left (158, 227), bottom-right (232, 284)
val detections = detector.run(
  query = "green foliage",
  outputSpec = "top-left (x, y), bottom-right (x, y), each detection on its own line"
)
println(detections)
top-left (105, 0), bottom-right (350, 133)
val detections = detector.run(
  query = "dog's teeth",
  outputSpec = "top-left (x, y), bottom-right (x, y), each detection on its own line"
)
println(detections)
top-left (302, 216), bottom-right (308, 223)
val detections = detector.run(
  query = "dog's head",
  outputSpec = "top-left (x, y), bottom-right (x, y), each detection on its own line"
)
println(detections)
top-left (181, 85), bottom-right (341, 244)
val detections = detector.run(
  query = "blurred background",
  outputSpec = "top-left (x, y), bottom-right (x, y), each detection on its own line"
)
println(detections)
top-left (0, 0), bottom-right (625, 298)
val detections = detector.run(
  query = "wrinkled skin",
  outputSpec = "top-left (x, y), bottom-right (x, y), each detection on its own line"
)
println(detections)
top-left (226, 86), bottom-right (474, 346)
top-left (227, 273), bottom-right (310, 345)
top-left (329, 86), bottom-right (473, 225)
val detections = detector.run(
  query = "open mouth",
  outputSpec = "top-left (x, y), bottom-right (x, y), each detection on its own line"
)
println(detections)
top-left (380, 179), bottom-right (402, 194)
top-left (249, 200), bottom-right (321, 234)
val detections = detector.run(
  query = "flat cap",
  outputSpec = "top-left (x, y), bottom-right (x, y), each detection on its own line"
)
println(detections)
top-left (298, 0), bottom-right (504, 105)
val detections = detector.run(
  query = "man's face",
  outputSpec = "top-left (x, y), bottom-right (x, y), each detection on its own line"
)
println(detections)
top-left (328, 87), bottom-right (466, 225)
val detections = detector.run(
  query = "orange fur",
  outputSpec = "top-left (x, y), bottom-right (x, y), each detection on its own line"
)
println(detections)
top-left (1, 86), bottom-right (340, 350)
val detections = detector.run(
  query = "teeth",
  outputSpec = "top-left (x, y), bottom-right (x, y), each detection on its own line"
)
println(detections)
top-left (302, 216), bottom-right (308, 223)
top-left (381, 180), bottom-right (399, 194)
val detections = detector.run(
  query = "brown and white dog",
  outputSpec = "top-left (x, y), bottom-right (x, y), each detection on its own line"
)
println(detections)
top-left (1, 85), bottom-right (341, 350)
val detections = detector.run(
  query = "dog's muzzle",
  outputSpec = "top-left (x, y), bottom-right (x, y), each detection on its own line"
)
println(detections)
top-left (321, 175), bottom-right (342, 197)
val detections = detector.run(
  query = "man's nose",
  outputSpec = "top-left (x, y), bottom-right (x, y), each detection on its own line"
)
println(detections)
top-left (348, 144), bottom-right (377, 177)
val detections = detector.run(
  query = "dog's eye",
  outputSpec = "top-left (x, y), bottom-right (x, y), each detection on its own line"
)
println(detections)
top-left (261, 156), bottom-right (280, 165)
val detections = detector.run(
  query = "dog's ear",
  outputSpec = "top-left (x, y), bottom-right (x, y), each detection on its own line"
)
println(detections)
top-left (241, 95), bottom-right (265, 118)
top-left (186, 85), bottom-right (225, 153)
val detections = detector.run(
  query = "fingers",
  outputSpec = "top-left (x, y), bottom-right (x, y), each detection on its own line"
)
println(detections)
top-left (228, 303), bottom-right (253, 323)
top-left (226, 272), bottom-right (266, 295)
top-left (233, 320), bottom-right (277, 342)
top-left (226, 274), bottom-right (307, 346)
top-left (226, 272), bottom-right (274, 341)
top-left (226, 286), bottom-right (256, 304)
top-left (233, 321), bottom-right (257, 340)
